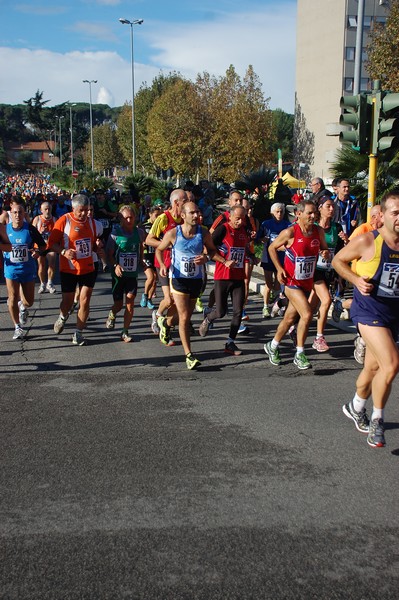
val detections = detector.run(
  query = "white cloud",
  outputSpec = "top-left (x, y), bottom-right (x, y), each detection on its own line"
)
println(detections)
top-left (97, 86), bottom-right (114, 106)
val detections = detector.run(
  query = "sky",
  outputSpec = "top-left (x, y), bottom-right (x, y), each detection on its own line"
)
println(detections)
top-left (0, 0), bottom-right (297, 114)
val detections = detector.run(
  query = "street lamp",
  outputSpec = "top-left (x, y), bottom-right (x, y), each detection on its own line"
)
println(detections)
top-left (119, 17), bottom-right (144, 174)
top-left (57, 116), bottom-right (65, 168)
top-left (83, 79), bottom-right (98, 171)
top-left (69, 103), bottom-right (77, 173)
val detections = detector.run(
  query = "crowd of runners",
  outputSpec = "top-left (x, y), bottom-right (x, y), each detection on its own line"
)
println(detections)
top-left (1, 175), bottom-right (398, 450)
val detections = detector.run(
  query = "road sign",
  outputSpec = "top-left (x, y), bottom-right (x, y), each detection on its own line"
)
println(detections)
top-left (72, 171), bottom-right (79, 179)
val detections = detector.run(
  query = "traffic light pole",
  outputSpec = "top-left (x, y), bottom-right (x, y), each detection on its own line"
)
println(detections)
top-left (367, 94), bottom-right (379, 221)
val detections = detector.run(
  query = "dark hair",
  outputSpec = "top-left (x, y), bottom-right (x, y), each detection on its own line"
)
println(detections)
top-left (381, 188), bottom-right (399, 212)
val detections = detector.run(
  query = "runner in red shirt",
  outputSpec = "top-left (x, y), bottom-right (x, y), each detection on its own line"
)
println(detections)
top-left (263, 200), bottom-right (329, 370)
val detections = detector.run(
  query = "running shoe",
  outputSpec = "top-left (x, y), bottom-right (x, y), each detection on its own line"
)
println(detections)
top-left (288, 325), bottom-right (297, 348)
top-left (121, 329), bottom-right (132, 343)
top-left (146, 299), bottom-right (155, 310)
top-left (140, 293), bottom-right (148, 308)
top-left (270, 301), bottom-right (280, 318)
top-left (54, 315), bottom-right (66, 334)
top-left (354, 334), bottom-right (366, 365)
top-left (241, 310), bottom-right (249, 321)
top-left (19, 303), bottom-right (28, 326)
top-left (198, 318), bottom-right (210, 337)
top-left (195, 297), bottom-right (203, 313)
top-left (203, 307), bottom-right (214, 329)
top-left (342, 402), bottom-right (370, 433)
top-left (151, 310), bottom-right (160, 335)
top-left (72, 331), bottom-right (86, 346)
top-left (186, 353), bottom-right (201, 370)
top-left (106, 311), bottom-right (116, 330)
top-left (158, 316), bottom-right (173, 346)
top-left (312, 336), bottom-right (329, 352)
top-left (264, 341), bottom-right (281, 366)
top-left (293, 352), bottom-right (311, 370)
top-left (38, 282), bottom-right (46, 294)
top-left (46, 283), bottom-right (56, 294)
top-left (224, 341), bottom-right (242, 356)
top-left (238, 323), bottom-right (248, 334)
top-left (263, 305), bottom-right (271, 318)
top-left (332, 299), bottom-right (343, 323)
top-left (367, 418), bottom-right (385, 448)
top-left (13, 325), bottom-right (26, 340)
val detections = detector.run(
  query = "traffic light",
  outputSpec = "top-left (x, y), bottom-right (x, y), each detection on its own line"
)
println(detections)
top-left (339, 93), bottom-right (371, 154)
top-left (377, 92), bottom-right (399, 152)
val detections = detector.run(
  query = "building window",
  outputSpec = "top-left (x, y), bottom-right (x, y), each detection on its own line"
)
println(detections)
top-left (348, 15), bottom-right (357, 28)
top-left (363, 16), bottom-right (372, 29)
top-left (346, 47), bottom-right (355, 61)
top-left (344, 78), bottom-right (354, 92)
top-left (375, 17), bottom-right (386, 26)
top-left (360, 78), bottom-right (370, 92)
top-left (362, 49), bottom-right (367, 62)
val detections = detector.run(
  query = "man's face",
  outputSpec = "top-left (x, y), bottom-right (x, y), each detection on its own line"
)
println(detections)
top-left (10, 203), bottom-right (25, 227)
top-left (337, 180), bottom-right (350, 199)
top-left (272, 208), bottom-right (284, 221)
top-left (73, 204), bottom-right (89, 222)
top-left (382, 198), bottom-right (399, 235)
top-left (120, 210), bottom-right (135, 231)
top-left (182, 202), bottom-right (199, 226)
top-left (41, 203), bottom-right (51, 217)
top-left (297, 204), bottom-right (316, 226)
top-left (229, 208), bottom-right (245, 229)
top-left (229, 193), bottom-right (243, 207)
top-left (310, 180), bottom-right (322, 194)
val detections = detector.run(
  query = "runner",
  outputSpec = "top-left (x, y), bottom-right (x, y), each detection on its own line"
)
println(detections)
top-left (48, 194), bottom-right (100, 346)
top-left (145, 189), bottom-right (186, 343)
top-left (263, 200), bottom-right (329, 370)
top-left (156, 201), bottom-right (226, 369)
top-left (309, 195), bottom-right (347, 352)
top-left (3, 198), bottom-right (46, 339)
top-left (105, 205), bottom-right (145, 342)
top-left (32, 200), bottom-right (57, 294)
top-left (332, 190), bottom-right (399, 448)
top-left (198, 205), bottom-right (253, 356)
top-left (139, 205), bottom-right (161, 310)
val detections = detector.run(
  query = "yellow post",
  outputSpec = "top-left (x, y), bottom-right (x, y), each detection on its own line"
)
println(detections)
top-left (367, 96), bottom-right (378, 221)
top-left (367, 154), bottom-right (377, 221)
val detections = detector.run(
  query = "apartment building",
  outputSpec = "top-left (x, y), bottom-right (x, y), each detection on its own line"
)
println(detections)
top-left (295, 0), bottom-right (389, 182)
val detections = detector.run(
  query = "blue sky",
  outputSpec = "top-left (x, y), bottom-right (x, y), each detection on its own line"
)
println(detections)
top-left (0, 0), bottom-right (297, 113)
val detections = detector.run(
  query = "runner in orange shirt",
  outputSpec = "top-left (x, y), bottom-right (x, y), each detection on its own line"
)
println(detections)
top-left (48, 193), bottom-right (100, 345)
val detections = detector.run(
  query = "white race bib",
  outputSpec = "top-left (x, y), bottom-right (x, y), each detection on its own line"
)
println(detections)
top-left (180, 256), bottom-right (199, 278)
top-left (377, 263), bottom-right (399, 298)
top-left (316, 248), bottom-right (334, 270)
top-left (294, 256), bottom-right (316, 280)
top-left (119, 252), bottom-right (137, 272)
top-left (75, 238), bottom-right (92, 259)
top-left (229, 247), bottom-right (245, 268)
top-left (11, 244), bottom-right (29, 263)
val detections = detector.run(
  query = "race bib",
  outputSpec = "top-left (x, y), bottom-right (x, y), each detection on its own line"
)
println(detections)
top-left (316, 248), bottom-right (335, 270)
top-left (75, 238), bottom-right (92, 259)
top-left (11, 244), bottom-right (29, 263)
top-left (377, 262), bottom-right (399, 298)
top-left (229, 247), bottom-right (245, 268)
top-left (294, 256), bottom-right (316, 280)
top-left (119, 252), bottom-right (137, 272)
top-left (180, 256), bottom-right (199, 278)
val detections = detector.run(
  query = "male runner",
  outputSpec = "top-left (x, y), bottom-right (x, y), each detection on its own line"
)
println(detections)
top-left (332, 190), bottom-right (399, 448)
top-left (105, 205), bottom-right (145, 342)
top-left (156, 201), bottom-right (225, 369)
top-left (32, 200), bottom-right (57, 293)
top-left (264, 200), bottom-right (329, 370)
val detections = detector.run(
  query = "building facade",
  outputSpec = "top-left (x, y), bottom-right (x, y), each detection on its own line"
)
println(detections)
top-left (295, 0), bottom-right (389, 182)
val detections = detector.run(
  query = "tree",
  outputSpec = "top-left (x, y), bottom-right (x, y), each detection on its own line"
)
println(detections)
top-left (147, 78), bottom-right (209, 181)
top-left (367, 1), bottom-right (399, 92)
top-left (269, 109), bottom-right (294, 161)
top-left (91, 123), bottom-right (122, 174)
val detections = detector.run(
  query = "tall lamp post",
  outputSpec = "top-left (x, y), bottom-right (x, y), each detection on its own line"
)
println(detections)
top-left (119, 17), bottom-right (144, 174)
top-left (57, 116), bottom-right (65, 168)
top-left (69, 103), bottom-right (77, 173)
top-left (83, 79), bottom-right (97, 171)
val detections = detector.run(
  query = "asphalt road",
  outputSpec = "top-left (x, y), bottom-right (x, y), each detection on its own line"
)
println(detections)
top-left (1, 272), bottom-right (398, 599)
